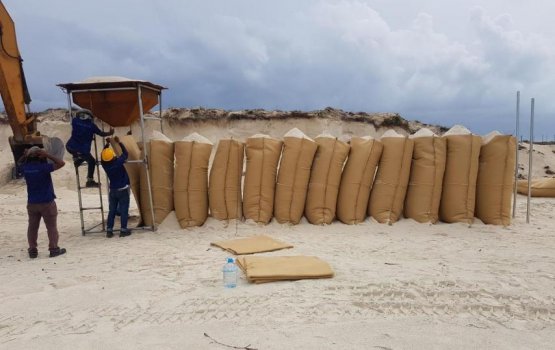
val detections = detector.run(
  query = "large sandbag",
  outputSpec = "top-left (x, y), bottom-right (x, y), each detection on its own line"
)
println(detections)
top-left (274, 129), bottom-right (318, 224)
top-left (140, 131), bottom-right (174, 227)
top-left (243, 135), bottom-right (283, 224)
top-left (209, 139), bottom-right (245, 220)
top-left (368, 131), bottom-right (414, 224)
top-left (110, 135), bottom-right (142, 217)
top-left (439, 126), bottom-right (481, 224)
top-left (517, 178), bottom-right (555, 197)
top-left (475, 132), bottom-right (516, 225)
top-left (404, 129), bottom-right (446, 223)
top-left (337, 137), bottom-right (383, 224)
top-left (305, 134), bottom-right (350, 225)
top-left (174, 133), bottom-right (213, 228)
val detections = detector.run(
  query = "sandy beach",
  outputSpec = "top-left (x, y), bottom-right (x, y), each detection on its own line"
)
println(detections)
top-left (0, 115), bottom-right (554, 349)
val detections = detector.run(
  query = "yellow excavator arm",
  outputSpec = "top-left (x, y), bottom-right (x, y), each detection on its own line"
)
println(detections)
top-left (0, 1), bottom-right (36, 141)
top-left (0, 1), bottom-right (63, 179)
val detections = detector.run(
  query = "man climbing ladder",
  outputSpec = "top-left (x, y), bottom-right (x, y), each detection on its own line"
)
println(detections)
top-left (65, 108), bottom-right (114, 187)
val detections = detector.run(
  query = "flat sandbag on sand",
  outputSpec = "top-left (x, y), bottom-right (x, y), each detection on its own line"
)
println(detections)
top-left (140, 131), bottom-right (174, 226)
top-left (110, 135), bottom-right (142, 219)
top-left (517, 178), bottom-right (555, 197)
top-left (305, 135), bottom-right (350, 225)
top-left (439, 126), bottom-right (481, 224)
top-left (209, 139), bottom-right (245, 220)
top-left (243, 135), bottom-right (283, 224)
top-left (274, 129), bottom-right (318, 224)
top-left (404, 129), bottom-right (446, 223)
top-left (174, 133), bottom-right (213, 228)
top-left (236, 256), bottom-right (334, 283)
top-left (368, 131), bottom-right (414, 224)
top-left (210, 235), bottom-right (293, 255)
top-left (475, 133), bottom-right (516, 226)
top-left (337, 137), bottom-right (383, 224)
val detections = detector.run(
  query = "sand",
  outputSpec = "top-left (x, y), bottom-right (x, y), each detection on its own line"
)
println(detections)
top-left (0, 119), bottom-right (554, 349)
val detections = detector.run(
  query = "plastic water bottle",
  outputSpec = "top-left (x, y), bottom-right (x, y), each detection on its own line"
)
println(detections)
top-left (223, 257), bottom-right (238, 288)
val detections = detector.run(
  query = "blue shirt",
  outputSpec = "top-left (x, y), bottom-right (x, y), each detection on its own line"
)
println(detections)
top-left (66, 118), bottom-right (104, 154)
top-left (22, 162), bottom-right (56, 204)
top-left (101, 143), bottom-right (130, 190)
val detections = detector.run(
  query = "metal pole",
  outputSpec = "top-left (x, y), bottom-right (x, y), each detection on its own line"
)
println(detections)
top-left (68, 92), bottom-right (85, 235)
top-left (138, 85), bottom-right (157, 231)
top-left (159, 92), bottom-right (164, 134)
top-left (526, 98), bottom-right (534, 224)
top-left (512, 91), bottom-right (520, 218)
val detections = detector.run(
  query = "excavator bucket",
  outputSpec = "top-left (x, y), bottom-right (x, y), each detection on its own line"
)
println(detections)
top-left (57, 77), bottom-right (166, 127)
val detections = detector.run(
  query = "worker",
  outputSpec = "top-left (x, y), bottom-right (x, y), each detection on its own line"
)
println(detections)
top-left (101, 136), bottom-right (131, 238)
top-left (65, 108), bottom-right (114, 188)
top-left (20, 146), bottom-right (66, 258)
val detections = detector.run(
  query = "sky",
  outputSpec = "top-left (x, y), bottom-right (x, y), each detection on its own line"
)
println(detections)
top-left (3, 0), bottom-right (555, 138)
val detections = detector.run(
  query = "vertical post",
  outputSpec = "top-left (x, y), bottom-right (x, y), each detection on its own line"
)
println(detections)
top-left (92, 134), bottom-right (106, 231)
top-left (159, 92), bottom-right (164, 134)
top-left (138, 84), bottom-right (157, 231)
top-left (512, 91), bottom-right (520, 218)
top-left (526, 98), bottom-right (534, 224)
top-left (68, 92), bottom-right (85, 235)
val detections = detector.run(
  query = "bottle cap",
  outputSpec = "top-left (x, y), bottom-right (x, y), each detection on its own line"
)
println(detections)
top-left (227, 257), bottom-right (234, 263)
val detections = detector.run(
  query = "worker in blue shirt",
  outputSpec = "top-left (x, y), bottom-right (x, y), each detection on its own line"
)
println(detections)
top-left (66, 109), bottom-right (114, 188)
top-left (101, 136), bottom-right (131, 238)
top-left (20, 146), bottom-right (66, 258)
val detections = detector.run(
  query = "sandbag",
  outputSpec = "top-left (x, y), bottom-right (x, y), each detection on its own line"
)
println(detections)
top-left (243, 135), bottom-right (283, 224)
top-left (274, 129), bottom-right (318, 224)
top-left (305, 135), bottom-right (350, 225)
top-left (404, 129), bottom-right (446, 223)
top-left (174, 133), bottom-right (213, 228)
top-left (139, 132), bottom-right (174, 226)
top-left (475, 133), bottom-right (516, 225)
top-left (439, 126), bottom-right (481, 224)
top-left (209, 139), bottom-right (245, 220)
top-left (110, 135), bottom-right (142, 216)
top-left (368, 131), bottom-right (414, 224)
top-left (517, 178), bottom-right (555, 197)
top-left (337, 137), bottom-right (383, 224)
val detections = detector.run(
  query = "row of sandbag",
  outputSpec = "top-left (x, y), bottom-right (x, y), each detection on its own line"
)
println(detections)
top-left (114, 126), bottom-right (516, 229)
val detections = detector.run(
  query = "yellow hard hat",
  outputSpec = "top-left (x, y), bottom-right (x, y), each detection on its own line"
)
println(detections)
top-left (101, 147), bottom-right (116, 162)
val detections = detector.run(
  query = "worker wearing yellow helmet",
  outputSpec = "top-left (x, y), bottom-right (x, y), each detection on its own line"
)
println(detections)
top-left (100, 136), bottom-right (131, 238)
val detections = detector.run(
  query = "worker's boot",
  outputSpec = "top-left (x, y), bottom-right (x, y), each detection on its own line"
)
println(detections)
top-left (119, 229), bottom-right (132, 238)
top-left (28, 248), bottom-right (38, 259)
top-left (86, 178), bottom-right (99, 188)
top-left (49, 247), bottom-right (67, 258)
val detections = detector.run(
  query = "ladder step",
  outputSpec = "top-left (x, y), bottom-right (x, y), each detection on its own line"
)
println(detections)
top-left (81, 207), bottom-right (103, 211)
top-left (78, 186), bottom-right (102, 190)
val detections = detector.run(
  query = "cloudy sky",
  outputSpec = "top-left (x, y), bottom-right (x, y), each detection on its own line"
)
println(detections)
top-left (3, 0), bottom-right (555, 138)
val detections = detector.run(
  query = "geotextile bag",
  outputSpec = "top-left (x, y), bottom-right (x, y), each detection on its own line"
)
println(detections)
top-left (404, 129), bottom-right (446, 223)
top-left (305, 135), bottom-right (350, 225)
top-left (439, 126), bottom-right (481, 224)
top-left (475, 133), bottom-right (516, 225)
top-left (209, 139), bottom-right (245, 220)
top-left (368, 131), bottom-right (414, 224)
top-left (274, 129), bottom-right (318, 224)
top-left (243, 135), bottom-right (283, 224)
top-left (174, 133), bottom-right (213, 228)
top-left (139, 131), bottom-right (174, 227)
top-left (517, 179), bottom-right (555, 197)
top-left (336, 137), bottom-right (383, 224)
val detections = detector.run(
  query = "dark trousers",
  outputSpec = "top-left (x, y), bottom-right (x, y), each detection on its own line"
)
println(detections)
top-left (67, 147), bottom-right (96, 179)
top-left (27, 201), bottom-right (59, 250)
top-left (107, 188), bottom-right (130, 232)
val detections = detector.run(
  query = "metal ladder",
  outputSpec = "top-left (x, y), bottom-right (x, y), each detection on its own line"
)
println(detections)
top-left (74, 136), bottom-right (106, 235)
